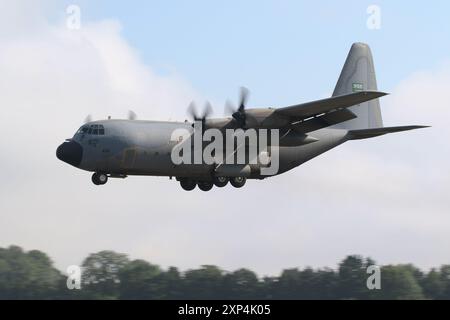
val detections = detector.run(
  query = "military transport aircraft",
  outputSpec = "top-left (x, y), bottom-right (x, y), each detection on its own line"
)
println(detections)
top-left (57, 43), bottom-right (428, 191)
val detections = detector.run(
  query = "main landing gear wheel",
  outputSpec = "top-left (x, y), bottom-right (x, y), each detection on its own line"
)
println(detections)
top-left (180, 179), bottom-right (196, 191)
top-left (230, 177), bottom-right (246, 188)
top-left (198, 181), bottom-right (214, 192)
top-left (213, 176), bottom-right (229, 188)
top-left (92, 173), bottom-right (108, 186)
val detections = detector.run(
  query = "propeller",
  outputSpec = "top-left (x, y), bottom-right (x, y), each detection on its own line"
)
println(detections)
top-left (225, 87), bottom-right (249, 128)
top-left (128, 110), bottom-right (137, 121)
top-left (187, 101), bottom-right (213, 129)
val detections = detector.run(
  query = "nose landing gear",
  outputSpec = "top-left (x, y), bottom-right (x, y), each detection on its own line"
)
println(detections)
top-left (92, 173), bottom-right (108, 186)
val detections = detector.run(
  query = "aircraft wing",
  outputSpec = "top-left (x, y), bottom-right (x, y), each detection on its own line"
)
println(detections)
top-left (275, 91), bottom-right (388, 121)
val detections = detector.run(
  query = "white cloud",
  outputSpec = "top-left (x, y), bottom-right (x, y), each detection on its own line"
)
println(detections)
top-left (0, 1), bottom-right (449, 276)
top-left (0, 0), bottom-right (50, 37)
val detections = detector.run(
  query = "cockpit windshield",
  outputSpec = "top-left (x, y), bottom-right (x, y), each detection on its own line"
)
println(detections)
top-left (77, 124), bottom-right (105, 136)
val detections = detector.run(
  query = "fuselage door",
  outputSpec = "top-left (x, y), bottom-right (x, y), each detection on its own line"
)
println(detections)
top-left (122, 148), bottom-right (137, 169)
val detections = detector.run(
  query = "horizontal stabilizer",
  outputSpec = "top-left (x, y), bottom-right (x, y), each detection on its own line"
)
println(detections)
top-left (276, 91), bottom-right (388, 121)
top-left (348, 126), bottom-right (430, 140)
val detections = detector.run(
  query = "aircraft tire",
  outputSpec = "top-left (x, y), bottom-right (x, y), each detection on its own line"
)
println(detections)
top-left (213, 176), bottom-right (229, 188)
top-left (198, 181), bottom-right (214, 192)
top-left (92, 173), bottom-right (108, 186)
top-left (230, 177), bottom-right (246, 188)
top-left (180, 179), bottom-right (196, 191)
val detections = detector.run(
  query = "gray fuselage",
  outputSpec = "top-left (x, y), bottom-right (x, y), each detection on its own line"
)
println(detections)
top-left (63, 119), bottom-right (349, 180)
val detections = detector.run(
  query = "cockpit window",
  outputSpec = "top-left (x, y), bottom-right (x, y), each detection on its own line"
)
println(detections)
top-left (77, 126), bottom-right (89, 134)
top-left (78, 124), bottom-right (105, 136)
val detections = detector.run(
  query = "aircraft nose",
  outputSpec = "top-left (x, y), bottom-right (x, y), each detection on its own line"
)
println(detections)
top-left (56, 140), bottom-right (83, 167)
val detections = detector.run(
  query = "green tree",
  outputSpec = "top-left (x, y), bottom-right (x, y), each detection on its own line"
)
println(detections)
top-left (0, 246), bottom-right (62, 299)
top-left (439, 265), bottom-right (450, 299)
top-left (421, 269), bottom-right (445, 299)
top-left (222, 268), bottom-right (261, 299)
top-left (311, 268), bottom-right (339, 300)
top-left (2, 245), bottom-right (448, 300)
top-left (119, 259), bottom-right (162, 299)
top-left (372, 265), bottom-right (425, 300)
top-left (261, 276), bottom-right (277, 299)
top-left (273, 267), bottom-right (338, 300)
top-left (337, 255), bottom-right (372, 299)
top-left (273, 268), bottom-right (301, 299)
top-left (297, 268), bottom-right (323, 299)
top-left (81, 250), bottom-right (129, 299)
top-left (182, 265), bottom-right (224, 299)
top-left (157, 266), bottom-right (183, 299)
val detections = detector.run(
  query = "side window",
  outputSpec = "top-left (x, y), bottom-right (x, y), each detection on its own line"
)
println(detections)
top-left (99, 125), bottom-right (105, 135)
top-left (87, 126), bottom-right (93, 134)
top-left (92, 125), bottom-right (99, 135)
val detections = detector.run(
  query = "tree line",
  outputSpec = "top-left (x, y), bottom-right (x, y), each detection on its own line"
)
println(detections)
top-left (0, 245), bottom-right (449, 300)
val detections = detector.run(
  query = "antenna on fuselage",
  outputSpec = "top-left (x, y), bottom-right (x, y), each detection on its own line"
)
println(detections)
top-left (84, 114), bottom-right (93, 124)
top-left (128, 110), bottom-right (137, 121)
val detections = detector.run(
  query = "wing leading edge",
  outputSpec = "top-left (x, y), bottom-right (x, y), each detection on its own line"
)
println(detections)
top-left (276, 91), bottom-right (388, 120)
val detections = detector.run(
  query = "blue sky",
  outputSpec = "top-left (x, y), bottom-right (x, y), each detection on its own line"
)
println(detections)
top-left (56, 0), bottom-right (450, 108)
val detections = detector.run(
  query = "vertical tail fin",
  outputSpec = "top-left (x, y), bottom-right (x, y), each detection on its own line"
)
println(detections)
top-left (333, 43), bottom-right (383, 130)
